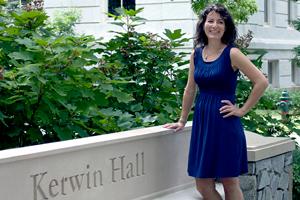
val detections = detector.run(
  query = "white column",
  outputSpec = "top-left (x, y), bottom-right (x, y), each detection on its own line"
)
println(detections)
top-left (278, 60), bottom-right (293, 88)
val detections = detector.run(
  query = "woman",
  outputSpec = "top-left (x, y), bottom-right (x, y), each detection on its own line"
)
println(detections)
top-left (163, 4), bottom-right (268, 200)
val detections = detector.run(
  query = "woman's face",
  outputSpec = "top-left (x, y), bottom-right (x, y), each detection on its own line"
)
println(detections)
top-left (204, 11), bottom-right (225, 41)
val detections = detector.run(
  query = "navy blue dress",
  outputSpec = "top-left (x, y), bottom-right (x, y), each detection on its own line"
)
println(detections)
top-left (188, 45), bottom-right (248, 178)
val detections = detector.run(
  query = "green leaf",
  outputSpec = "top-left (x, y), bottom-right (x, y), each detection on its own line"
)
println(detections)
top-left (130, 103), bottom-right (143, 112)
top-left (71, 125), bottom-right (89, 138)
top-left (117, 115), bottom-right (133, 130)
top-left (22, 64), bottom-right (41, 74)
top-left (100, 108), bottom-right (122, 117)
top-left (142, 115), bottom-right (157, 123)
top-left (28, 128), bottom-right (43, 141)
top-left (50, 85), bottom-right (67, 97)
top-left (111, 90), bottom-right (134, 103)
top-left (8, 51), bottom-right (34, 61)
top-left (53, 126), bottom-right (73, 140)
top-left (163, 104), bottom-right (174, 114)
top-left (36, 110), bottom-right (51, 124)
top-left (94, 92), bottom-right (109, 106)
top-left (6, 128), bottom-right (22, 137)
top-left (111, 22), bottom-right (126, 27)
top-left (99, 83), bottom-right (113, 91)
top-left (164, 29), bottom-right (185, 40)
top-left (0, 111), bottom-right (8, 127)
top-left (15, 38), bottom-right (35, 48)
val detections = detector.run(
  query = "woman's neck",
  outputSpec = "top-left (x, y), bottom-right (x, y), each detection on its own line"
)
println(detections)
top-left (206, 40), bottom-right (225, 51)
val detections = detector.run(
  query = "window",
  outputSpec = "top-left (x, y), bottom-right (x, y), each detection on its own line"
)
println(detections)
top-left (264, 0), bottom-right (270, 24)
top-left (268, 60), bottom-right (279, 87)
top-left (108, 0), bottom-right (136, 16)
top-left (291, 60), bottom-right (300, 85)
top-left (288, 0), bottom-right (297, 25)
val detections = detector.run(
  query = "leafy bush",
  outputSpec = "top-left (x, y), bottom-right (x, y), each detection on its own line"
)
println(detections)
top-left (100, 8), bottom-right (190, 126)
top-left (0, 3), bottom-right (189, 149)
top-left (239, 86), bottom-right (300, 137)
top-left (0, 3), bottom-right (109, 148)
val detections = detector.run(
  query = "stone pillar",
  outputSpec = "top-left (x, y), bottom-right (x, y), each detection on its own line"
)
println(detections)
top-left (241, 152), bottom-right (293, 200)
top-left (278, 60), bottom-right (293, 88)
top-left (240, 131), bottom-right (295, 200)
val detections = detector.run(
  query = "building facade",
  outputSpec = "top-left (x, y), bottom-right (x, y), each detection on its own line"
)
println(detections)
top-left (44, 0), bottom-right (300, 88)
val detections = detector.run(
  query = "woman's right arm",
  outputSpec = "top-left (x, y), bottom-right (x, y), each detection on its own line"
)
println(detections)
top-left (163, 51), bottom-right (197, 132)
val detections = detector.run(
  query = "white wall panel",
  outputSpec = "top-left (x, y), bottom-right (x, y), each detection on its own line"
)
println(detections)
top-left (275, 14), bottom-right (288, 27)
top-left (45, 0), bottom-right (100, 8)
top-left (137, 4), bottom-right (163, 21)
top-left (45, 7), bottom-right (102, 23)
top-left (257, 0), bottom-right (264, 12)
top-left (161, 2), bottom-right (194, 20)
top-left (248, 11), bottom-right (264, 26)
top-left (276, 0), bottom-right (288, 14)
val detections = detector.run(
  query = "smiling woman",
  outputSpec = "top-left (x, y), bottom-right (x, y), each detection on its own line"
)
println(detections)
top-left (163, 3), bottom-right (268, 200)
top-left (202, 11), bottom-right (226, 62)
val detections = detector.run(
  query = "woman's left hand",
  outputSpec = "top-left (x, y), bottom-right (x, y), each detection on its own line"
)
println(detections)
top-left (219, 100), bottom-right (246, 118)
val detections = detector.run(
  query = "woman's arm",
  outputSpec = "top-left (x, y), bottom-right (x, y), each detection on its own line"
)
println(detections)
top-left (220, 47), bottom-right (269, 118)
top-left (163, 51), bottom-right (197, 131)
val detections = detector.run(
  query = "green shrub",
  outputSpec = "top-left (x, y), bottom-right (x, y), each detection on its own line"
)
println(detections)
top-left (0, 4), bottom-right (110, 148)
top-left (100, 8), bottom-right (190, 126)
top-left (0, 4), bottom-right (189, 149)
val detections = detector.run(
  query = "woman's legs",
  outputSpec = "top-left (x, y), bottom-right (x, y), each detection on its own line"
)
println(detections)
top-left (220, 177), bottom-right (244, 200)
top-left (195, 178), bottom-right (222, 200)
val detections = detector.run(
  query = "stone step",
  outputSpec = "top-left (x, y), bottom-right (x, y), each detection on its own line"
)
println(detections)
top-left (152, 183), bottom-right (225, 200)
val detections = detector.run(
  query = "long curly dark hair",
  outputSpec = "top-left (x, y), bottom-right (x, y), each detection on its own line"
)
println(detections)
top-left (194, 4), bottom-right (237, 48)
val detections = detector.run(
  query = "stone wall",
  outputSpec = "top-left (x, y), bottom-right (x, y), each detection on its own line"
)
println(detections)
top-left (241, 152), bottom-right (293, 200)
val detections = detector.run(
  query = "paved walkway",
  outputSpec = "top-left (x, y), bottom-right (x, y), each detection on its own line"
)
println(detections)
top-left (153, 184), bottom-right (224, 200)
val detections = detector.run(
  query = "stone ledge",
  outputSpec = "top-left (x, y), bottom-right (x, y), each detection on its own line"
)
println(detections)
top-left (0, 123), bottom-right (193, 164)
top-left (245, 131), bottom-right (295, 162)
top-left (0, 122), bottom-right (295, 164)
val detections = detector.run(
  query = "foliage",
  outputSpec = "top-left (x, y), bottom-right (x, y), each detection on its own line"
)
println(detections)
top-left (0, 3), bottom-right (107, 149)
top-left (48, 9), bottom-right (81, 36)
top-left (293, 147), bottom-right (300, 200)
top-left (0, 4), bottom-right (189, 149)
top-left (191, 0), bottom-right (258, 23)
top-left (237, 71), bottom-right (300, 138)
top-left (234, 32), bottom-right (300, 139)
top-left (292, 16), bottom-right (300, 66)
top-left (292, 18), bottom-right (300, 31)
top-left (100, 8), bottom-right (190, 126)
top-left (293, 45), bottom-right (300, 66)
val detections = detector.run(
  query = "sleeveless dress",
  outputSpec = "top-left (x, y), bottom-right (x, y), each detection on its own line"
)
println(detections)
top-left (187, 45), bottom-right (248, 178)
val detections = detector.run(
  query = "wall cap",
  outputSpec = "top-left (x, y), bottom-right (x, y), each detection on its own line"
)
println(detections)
top-left (0, 122), bottom-right (295, 164)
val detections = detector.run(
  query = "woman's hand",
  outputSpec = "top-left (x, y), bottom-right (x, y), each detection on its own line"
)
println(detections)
top-left (163, 121), bottom-right (186, 132)
top-left (219, 100), bottom-right (246, 118)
